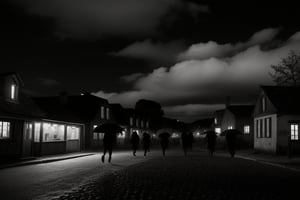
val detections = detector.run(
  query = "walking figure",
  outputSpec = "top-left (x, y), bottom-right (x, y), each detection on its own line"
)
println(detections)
top-left (159, 132), bottom-right (170, 156)
top-left (226, 132), bottom-right (237, 158)
top-left (187, 132), bottom-right (194, 151)
top-left (101, 132), bottom-right (116, 163)
top-left (205, 131), bottom-right (217, 156)
top-left (181, 132), bottom-right (189, 156)
top-left (142, 132), bottom-right (151, 156)
top-left (130, 131), bottom-right (140, 156)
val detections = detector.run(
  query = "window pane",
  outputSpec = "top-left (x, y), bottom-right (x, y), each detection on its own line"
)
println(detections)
top-left (0, 121), bottom-right (10, 138)
top-left (43, 123), bottom-right (65, 142)
top-left (34, 123), bottom-right (41, 142)
top-left (106, 108), bottom-right (110, 120)
top-left (67, 126), bottom-right (80, 140)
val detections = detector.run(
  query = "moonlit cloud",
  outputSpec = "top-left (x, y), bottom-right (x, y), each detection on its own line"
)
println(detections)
top-left (14, 0), bottom-right (209, 38)
top-left (121, 73), bottom-right (145, 83)
top-left (178, 28), bottom-right (280, 60)
top-left (94, 29), bottom-right (300, 122)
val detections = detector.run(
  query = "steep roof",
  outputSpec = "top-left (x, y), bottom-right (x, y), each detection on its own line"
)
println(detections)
top-left (261, 86), bottom-right (300, 114)
top-left (227, 105), bottom-right (254, 117)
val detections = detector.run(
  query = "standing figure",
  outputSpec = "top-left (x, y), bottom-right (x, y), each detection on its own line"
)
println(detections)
top-left (101, 132), bottom-right (116, 163)
top-left (187, 132), bottom-right (194, 151)
top-left (226, 132), bottom-right (237, 158)
top-left (130, 131), bottom-right (140, 156)
top-left (205, 131), bottom-right (217, 156)
top-left (181, 132), bottom-right (189, 156)
top-left (159, 132), bottom-right (170, 156)
top-left (142, 132), bottom-right (151, 156)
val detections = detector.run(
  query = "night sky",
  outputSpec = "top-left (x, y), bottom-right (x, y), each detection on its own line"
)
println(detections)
top-left (1, 0), bottom-right (300, 122)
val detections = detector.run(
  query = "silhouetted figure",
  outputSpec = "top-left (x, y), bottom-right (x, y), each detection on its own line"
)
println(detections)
top-left (181, 132), bottom-right (189, 156)
top-left (205, 131), bottom-right (217, 156)
top-left (130, 132), bottom-right (140, 156)
top-left (187, 132), bottom-right (194, 151)
top-left (142, 132), bottom-right (151, 156)
top-left (101, 132), bottom-right (116, 163)
top-left (159, 132), bottom-right (170, 156)
top-left (226, 132), bottom-right (237, 158)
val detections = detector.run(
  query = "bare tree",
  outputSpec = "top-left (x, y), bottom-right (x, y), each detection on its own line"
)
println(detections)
top-left (269, 51), bottom-right (300, 86)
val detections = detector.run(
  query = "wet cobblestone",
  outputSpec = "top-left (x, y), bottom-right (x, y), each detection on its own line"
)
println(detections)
top-left (53, 154), bottom-right (300, 200)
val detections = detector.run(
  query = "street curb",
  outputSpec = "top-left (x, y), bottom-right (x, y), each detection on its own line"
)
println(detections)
top-left (235, 155), bottom-right (300, 173)
top-left (0, 153), bottom-right (95, 170)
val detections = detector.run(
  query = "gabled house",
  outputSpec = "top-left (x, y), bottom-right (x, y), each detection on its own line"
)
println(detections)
top-left (33, 96), bottom-right (85, 155)
top-left (253, 86), bottom-right (300, 154)
top-left (212, 110), bottom-right (225, 135)
top-left (110, 104), bottom-right (151, 146)
top-left (221, 105), bottom-right (254, 148)
top-left (0, 72), bottom-right (44, 159)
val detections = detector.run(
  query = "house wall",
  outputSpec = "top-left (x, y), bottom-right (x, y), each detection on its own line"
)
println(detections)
top-left (221, 110), bottom-right (236, 131)
top-left (254, 114), bottom-right (277, 153)
top-left (277, 115), bottom-right (300, 154)
top-left (236, 118), bottom-right (254, 148)
top-left (0, 118), bottom-right (23, 159)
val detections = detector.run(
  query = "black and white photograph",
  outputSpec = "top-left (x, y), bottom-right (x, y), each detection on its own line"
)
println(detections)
top-left (1, 0), bottom-right (300, 199)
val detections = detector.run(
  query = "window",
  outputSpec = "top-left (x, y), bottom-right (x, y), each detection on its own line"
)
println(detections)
top-left (256, 120), bottom-right (261, 138)
top-left (214, 118), bottom-right (218, 124)
top-left (146, 121), bottom-right (149, 128)
top-left (67, 126), bottom-right (80, 140)
top-left (101, 106), bottom-right (105, 119)
top-left (10, 84), bottom-right (17, 100)
top-left (136, 118), bottom-right (139, 127)
top-left (42, 123), bottom-right (65, 142)
top-left (228, 126), bottom-right (233, 130)
top-left (215, 128), bottom-right (221, 134)
top-left (0, 121), bottom-right (10, 139)
top-left (291, 124), bottom-right (299, 140)
top-left (141, 120), bottom-right (144, 128)
top-left (266, 118), bottom-right (272, 138)
top-left (34, 123), bottom-right (41, 142)
top-left (130, 117), bottom-right (134, 126)
top-left (93, 132), bottom-right (98, 140)
top-left (261, 96), bottom-right (266, 112)
top-left (106, 108), bottom-right (110, 120)
top-left (244, 125), bottom-right (250, 134)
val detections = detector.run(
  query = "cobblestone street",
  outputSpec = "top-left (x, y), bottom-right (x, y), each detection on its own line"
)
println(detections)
top-left (53, 151), bottom-right (300, 200)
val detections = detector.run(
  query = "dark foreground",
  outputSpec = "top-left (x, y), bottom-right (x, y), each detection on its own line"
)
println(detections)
top-left (53, 152), bottom-right (300, 200)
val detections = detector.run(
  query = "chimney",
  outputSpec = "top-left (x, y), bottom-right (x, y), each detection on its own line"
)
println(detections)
top-left (225, 96), bottom-right (231, 108)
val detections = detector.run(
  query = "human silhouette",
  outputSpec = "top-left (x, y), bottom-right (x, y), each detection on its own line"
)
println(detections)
top-left (181, 132), bottom-right (189, 156)
top-left (142, 132), bottom-right (151, 156)
top-left (101, 132), bottom-right (116, 163)
top-left (130, 131), bottom-right (140, 156)
top-left (159, 132), bottom-right (170, 156)
top-left (205, 131), bottom-right (217, 156)
top-left (226, 132), bottom-right (237, 158)
top-left (187, 132), bottom-right (194, 151)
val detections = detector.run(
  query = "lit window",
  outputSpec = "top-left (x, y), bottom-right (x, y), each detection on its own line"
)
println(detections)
top-left (101, 106), bottom-right (105, 119)
top-left (93, 132), bottom-right (98, 140)
top-left (42, 123), bottom-right (65, 142)
top-left (244, 125), bottom-right (250, 134)
top-left (228, 126), bottom-right (233, 130)
top-left (291, 124), bottom-right (299, 140)
top-left (0, 121), bottom-right (10, 139)
top-left (34, 123), bottom-right (41, 142)
top-left (67, 126), bottom-right (80, 140)
top-left (11, 84), bottom-right (17, 100)
top-left (106, 108), bottom-right (110, 120)
top-left (214, 118), bottom-right (218, 124)
top-left (215, 128), bottom-right (221, 134)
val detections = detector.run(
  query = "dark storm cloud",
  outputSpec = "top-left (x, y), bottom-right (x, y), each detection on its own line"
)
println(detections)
top-left (37, 77), bottom-right (62, 87)
top-left (95, 29), bottom-right (300, 122)
top-left (13, 0), bottom-right (210, 38)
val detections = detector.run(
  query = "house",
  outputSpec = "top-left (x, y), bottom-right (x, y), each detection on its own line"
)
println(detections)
top-left (34, 93), bottom-right (113, 151)
top-left (33, 95), bottom-right (85, 155)
top-left (110, 104), bottom-right (151, 146)
top-left (253, 86), bottom-right (300, 154)
top-left (220, 105), bottom-right (254, 148)
top-left (66, 93), bottom-right (113, 150)
top-left (0, 72), bottom-right (44, 159)
top-left (212, 110), bottom-right (225, 135)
